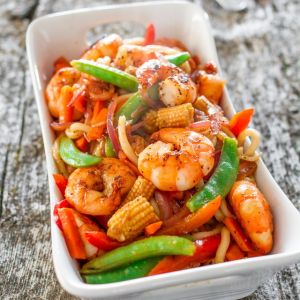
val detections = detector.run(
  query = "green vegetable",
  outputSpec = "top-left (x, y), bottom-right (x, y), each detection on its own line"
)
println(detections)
top-left (59, 136), bottom-right (102, 167)
top-left (187, 138), bottom-right (239, 212)
top-left (72, 53), bottom-right (191, 124)
top-left (165, 52), bottom-right (191, 66)
top-left (71, 59), bottom-right (139, 92)
top-left (81, 236), bottom-right (195, 274)
top-left (83, 257), bottom-right (162, 284)
top-left (105, 138), bottom-right (116, 157)
top-left (115, 92), bottom-right (146, 123)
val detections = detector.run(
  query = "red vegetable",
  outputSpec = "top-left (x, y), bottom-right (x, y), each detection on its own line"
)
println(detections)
top-left (85, 231), bottom-right (123, 251)
top-left (107, 100), bottom-right (121, 153)
top-left (75, 136), bottom-right (88, 152)
top-left (226, 242), bottom-right (245, 261)
top-left (157, 196), bottom-right (221, 236)
top-left (143, 23), bottom-right (155, 45)
top-left (57, 207), bottom-right (87, 259)
top-left (53, 199), bottom-right (71, 231)
top-left (144, 221), bottom-right (163, 236)
top-left (223, 216), bottom-right (253, 252)
top-left (59, 86), bottom-right (74, 123)
top-left (229, 108), bottom-right (254, 137)
top-left (54, 56), bottom-right (70, 72)
top-left (53, 173), bottom-right (68, 195)
top-left (149, 234), bottom-right (221, 275)
top-left (68, 85), bottom-right (87, 113)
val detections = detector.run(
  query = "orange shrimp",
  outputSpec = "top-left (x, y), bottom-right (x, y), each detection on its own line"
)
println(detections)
top-left (136, 59), bottom-right (197, 107)
top-left (138, 128), bottom-right (215, 191)
top-left (229, 180), bottom-right (273, 254)
top-left (65, 158), bottom-right (136, 216)
top-left (82, 34), bottom-right (123, 60)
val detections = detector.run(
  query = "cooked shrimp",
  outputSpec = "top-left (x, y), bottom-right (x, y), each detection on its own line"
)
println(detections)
top-left (77, 75), bottom-right (115, 101)
top-left (229, 180), bottom-right (273, 254)
top-left (136, 59), bottom-right (196, 107)
top-left (138, 128), bottom-right (215, 191)
top-left (46, 67), bottom-right (81, 118)
top-left (65, 158), bottom-right (136, 216)
top-left (82, 34), bottom-right (123, 60)
top-left (114, 44), bottom-right (178, 70)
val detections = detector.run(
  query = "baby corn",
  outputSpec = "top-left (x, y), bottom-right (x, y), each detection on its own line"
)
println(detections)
top-left (143, 109), bottom-right (158, 133)
top-left (156, 103), bottom-right (194, 129)
top-left (123, 176), bottom-right (155, 204)
top-left (107, 196), bottom-right (159, 242)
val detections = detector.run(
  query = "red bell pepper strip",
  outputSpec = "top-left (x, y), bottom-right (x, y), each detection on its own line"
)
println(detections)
top-left (225, 242), bottom-right (245, 261)
top-left (143, 23), bottom-right (155, 45)
top-left (85, 231), bottom-right (123, 251)
top-left (75, 136), bottom-right (89, 152)
top-left (144, 221), bottom-right (163, 236)
top-left (223, 216), bottom-right (253, 252)
top-left (59, 86), bottom-right (74, 123)
top-left (68, 85), bottom-right (87, 113)
top-left (229, 108), bottom-right (254, 137)
top-left (53, 173), bottom-right (68, 195)
top-left (148, 234), bottom-right (221, 276)
top-left (54, 56), bottom-right (70, 72)
top-left (58, 207), bottom-right (87, 259)
top-left (53, 199), bottom-right (71, 231)
top-left (157, 196), bottom-right (221, 236)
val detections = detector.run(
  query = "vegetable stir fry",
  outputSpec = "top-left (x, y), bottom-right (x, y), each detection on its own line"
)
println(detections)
top-left (47, 24), bottom-right (273, 284)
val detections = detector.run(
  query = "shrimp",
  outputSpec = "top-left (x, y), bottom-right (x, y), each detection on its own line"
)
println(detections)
top-left (77, 75), bottom-right (115, 101)
top-left (136, 59), bottom-right (197, 107)
top-left (46, 67), bottom-right (81, 118)
top-left (65, 158), bottom-right (136, 216)
top-left (82, 34), bottom-right (123, 60)
top-left (138, 128), bottom-right (215, 191)
top-left (229, 180), bottom-right (273, 254)
top-left (114, 44), bottom-right (178, 70)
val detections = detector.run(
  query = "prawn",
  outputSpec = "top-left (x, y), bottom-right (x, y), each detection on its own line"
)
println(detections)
top-left (138, 128), bottom-right (215, 191)
top-left (82, 34), bottom-right (123, 60)
top-left (46, 67), bottom-right (81, 118)
top-left (65, 158), bottom-right (136, 216)
top-left (114, 44), bottom-right (178, 70)
top-left (136, 59), bottom-right (197, 107)
top-left (229, 180), bottom-right (273, 254)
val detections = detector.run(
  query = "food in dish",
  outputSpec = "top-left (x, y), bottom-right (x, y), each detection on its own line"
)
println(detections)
top-left (47, 24), bottom-right (273, 284)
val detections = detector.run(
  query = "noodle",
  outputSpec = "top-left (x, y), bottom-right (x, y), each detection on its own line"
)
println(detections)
top-left (220, 198), bottom-right (233, 217)
top-left (237, 128), bottom-right (261, 156)
top-left (65, 122), bottom-right (90, 139)
top-left (118, 115), bottom-right (138, 165)
top-left (214, 227), bottom-right (230, 263)
top-left (192, 225), bottom-right (222, 240)
top-left (52, 135), bottom-right (69, 177)
top-left (215, 209), bottom-right (225, 222)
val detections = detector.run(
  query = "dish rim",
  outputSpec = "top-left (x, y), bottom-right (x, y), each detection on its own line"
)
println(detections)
top-left (26, 1), bottom-right (300, 298)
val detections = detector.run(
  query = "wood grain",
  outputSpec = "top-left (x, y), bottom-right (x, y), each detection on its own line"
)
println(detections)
top-left (0, 0), bottom-right (299, 299)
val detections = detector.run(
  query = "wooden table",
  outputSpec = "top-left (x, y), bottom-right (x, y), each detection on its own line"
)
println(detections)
top-left (1, 0), bottom-right (299, 299)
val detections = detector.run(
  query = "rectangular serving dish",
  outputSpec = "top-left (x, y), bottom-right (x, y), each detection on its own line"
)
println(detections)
top-left (26, 1), bottom-right (300, 299)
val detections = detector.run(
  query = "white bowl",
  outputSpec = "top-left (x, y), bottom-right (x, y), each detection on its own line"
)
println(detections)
top-left (26, 1), bottom-right (300, 299)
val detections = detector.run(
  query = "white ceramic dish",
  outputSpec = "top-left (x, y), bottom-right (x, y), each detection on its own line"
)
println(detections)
top-left (26, 1), bottom-right (300, 299)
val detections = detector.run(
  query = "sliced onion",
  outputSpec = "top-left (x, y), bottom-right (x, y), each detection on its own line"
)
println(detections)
top-left (50, 121), bottom-right (72, 131)
top-left (118, 115), bottom-right (138, 165)
top-left (189, 120), bottom-right (211, 131)
top-left (154, 191), bottom-right (174, 220)
top-left (107, 100), bottom-right (121, 154)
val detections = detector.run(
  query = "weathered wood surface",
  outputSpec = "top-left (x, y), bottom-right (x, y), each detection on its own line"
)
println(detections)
top-left (0, 0), bottom-right (299, 299)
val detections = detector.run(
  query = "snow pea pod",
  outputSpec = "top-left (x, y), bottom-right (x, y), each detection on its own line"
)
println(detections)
top-left (83, 257), bottom-right (162, 284)
top-left (59, 136), bottom-right (102, 167)
top-left (187, 137), bottom-right (239, 212)
top-left (81, 236), bottom-right (195, 274)
top-left (71, 59), bottom-right (139, 92)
